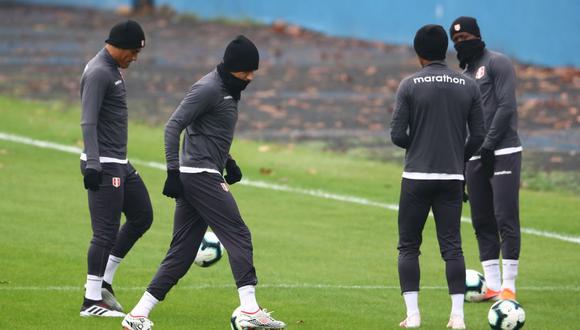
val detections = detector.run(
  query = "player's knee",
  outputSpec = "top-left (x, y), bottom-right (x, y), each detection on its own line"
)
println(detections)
top-left (91, 235), bottom-right (115, 250)
top-left (398, 247), bottom-right (421, 259)
top-left (140, 208), bottom-right (153, 232)
top-left (441, 247), bottom-right (463, 261)
top-left (128, 209), bottom-right (153, 235)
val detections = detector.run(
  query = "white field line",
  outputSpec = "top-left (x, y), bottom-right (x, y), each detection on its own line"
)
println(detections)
top-left (1, 283), bottom-right (579, 292)
top-left (1, 131), bottom-right (580, 245)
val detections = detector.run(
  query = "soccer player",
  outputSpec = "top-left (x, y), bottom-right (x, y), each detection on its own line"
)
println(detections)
top-left (79, 20), bottom-right (153, 317)
top-left (121, 35), bottom-right (286, 330)
top-left (390, 25), bottom-right (485, 329)
top-left (450, 16), bottom-right (522, 301)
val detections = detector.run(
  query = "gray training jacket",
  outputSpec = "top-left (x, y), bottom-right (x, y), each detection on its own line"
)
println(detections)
top-left (80, 48), bottom-right (128, 171)
top-left (390, 61), bottom-right (485, 180)
top-left (463, 49), bottom-right (521, 153)
top-left (164, 69), bottom-right (238, 173)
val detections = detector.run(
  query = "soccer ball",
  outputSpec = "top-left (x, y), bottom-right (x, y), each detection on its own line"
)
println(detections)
top-left (465, 269), bottom-right (487, 302)
top-left (488, 299), bottom-right (526, 329)
top-left (230, 306), bottom-right (244, 330)
top-left (194, 231), bottom-right (224, 267)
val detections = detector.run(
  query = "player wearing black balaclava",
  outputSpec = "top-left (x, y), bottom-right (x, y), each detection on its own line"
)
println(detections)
top-left (121, 35), bottom-right (286, 330)
top-left (450, 16), bottom-right (523, 303)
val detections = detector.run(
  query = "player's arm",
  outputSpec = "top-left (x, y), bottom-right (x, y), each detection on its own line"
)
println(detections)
top-left (482, 54), bottom-right (517, 150)
top-left (164, 84), bottom-right (217, 170)
top-left (465, 85), bottom-right (485, 161)
top-left (80, 68), bottom-right (109, 172)
top-left (390, 79), bottom-right (412, 149)
top-left (162, 84), bottom-right (217, 198)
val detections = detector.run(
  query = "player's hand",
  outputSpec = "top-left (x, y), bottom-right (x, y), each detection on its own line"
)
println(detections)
top-left (163, 170), bottom-right (183, 198)
top-left (462, 181), bottom-right (469, 202)
top-left (224, 158), bottom-right (242, 185)
top-left (480, 147), bottom-right (495, 178)
top-left (83, 168), bottom-right (102, 191)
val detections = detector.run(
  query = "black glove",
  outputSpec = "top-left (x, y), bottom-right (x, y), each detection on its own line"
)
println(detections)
top-left (224, 158), bottom-right (242, 185)
top-left (462, 181), bottom-right (469, 202)
top-left (83, 168), bottom-right (102, 191)
top-left (480, 147), bottom-right (495, 178)
top-left (163, 170), bottom-right (183, 199)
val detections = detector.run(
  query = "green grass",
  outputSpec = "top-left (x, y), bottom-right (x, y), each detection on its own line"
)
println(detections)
top-left (0, 96), bottom-right (579, 329)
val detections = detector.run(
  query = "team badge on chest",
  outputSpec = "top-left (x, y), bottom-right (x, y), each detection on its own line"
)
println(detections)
top-left (112, 177), bottom-right (121, 188)
top-left (475, 66), bottom-right (486, 79)
top-left (220, 182), bottom-right (230, 192)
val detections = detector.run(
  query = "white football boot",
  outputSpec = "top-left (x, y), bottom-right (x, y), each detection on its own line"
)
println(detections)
top-left (399, 313), bottom-right (421, 328)
top-left (447, 314), bottom-right (466, 329)
top-left (122, 314), bottom-right (154, 330)
top-left (79, 302), bottom-right (125, 317)
top-left (235, 308), bottom-right (286, 329)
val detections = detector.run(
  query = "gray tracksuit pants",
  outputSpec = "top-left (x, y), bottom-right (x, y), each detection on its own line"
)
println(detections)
top-left (397, 179), bottom-right (466, 294)
top-left (466, 152), bottom-right (521, 261)
top-left (81, 162), bottom-right (153, 277)
top-left (147, 172), bottom-right (257, 301)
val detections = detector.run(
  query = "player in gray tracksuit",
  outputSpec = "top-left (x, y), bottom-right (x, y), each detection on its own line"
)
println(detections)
top-left (79, 20), bottom-right (152, 317)
top-left (450, 16), bottom-right (522, 301)
top-left (121, 36), bottom-right (286, 330)
top-left (390, 25), bottom-right (485, 329)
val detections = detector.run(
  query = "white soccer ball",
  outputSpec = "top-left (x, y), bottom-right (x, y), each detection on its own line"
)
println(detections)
top-left (488, 299), bottom-right (526, 330)
top-left (230, 306), bottom-right (244, 330)
top-left (194, 231), bottom-right (224, 267)
top-left (465, 269), bottom-right (487, 302)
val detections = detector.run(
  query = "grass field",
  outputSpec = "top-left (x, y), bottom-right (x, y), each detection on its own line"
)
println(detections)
top-left (0, 96), bottom-right (579, 329)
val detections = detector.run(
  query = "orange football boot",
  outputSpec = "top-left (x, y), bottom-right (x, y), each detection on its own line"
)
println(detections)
top-left (482, 288), bottom-right (501, 301)
top-left (499, 288), bottom-right (516, 301)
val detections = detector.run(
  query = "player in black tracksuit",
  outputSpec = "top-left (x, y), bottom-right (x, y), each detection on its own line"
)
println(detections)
top-left (390, 25), bottom-right (485, 329)
top-left (122, 36), bottom-right (286, 330)
top-left (450, 17), bottom-right (522, 302)
top-left (79, 20), bottom-right (152, 317)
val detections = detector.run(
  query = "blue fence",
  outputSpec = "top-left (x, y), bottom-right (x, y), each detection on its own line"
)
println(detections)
top-left (18, 0), bottom-right (580, 67)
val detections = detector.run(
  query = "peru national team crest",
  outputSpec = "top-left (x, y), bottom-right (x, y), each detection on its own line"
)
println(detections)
top-left (220, 182), bottom-right (230, 192)
top-left (112, 177), bottom-right (121, 188)
top-left (476, 66), bottom-right (486, 79)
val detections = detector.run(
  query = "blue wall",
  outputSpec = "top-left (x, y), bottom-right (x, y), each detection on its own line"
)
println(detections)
top-left (19, 0), bottom-right (580, 67)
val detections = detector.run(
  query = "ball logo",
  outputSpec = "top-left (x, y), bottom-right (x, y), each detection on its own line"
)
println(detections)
top-left (475, 66), bottom-right (486, 79)
top-left (454, 24), bottom-right (461, 32)
top-left (220, 182), bottom-right (229, 192)
top-left (112, 177), bottom-right (121, 188)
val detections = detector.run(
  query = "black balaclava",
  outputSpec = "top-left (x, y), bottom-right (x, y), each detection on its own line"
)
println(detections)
top-left (450, 16), bottom-right (485, 69)
top-left (217, 35), bottom-right (259, 101)
top-left (105, 20), bottom-right (145, 49)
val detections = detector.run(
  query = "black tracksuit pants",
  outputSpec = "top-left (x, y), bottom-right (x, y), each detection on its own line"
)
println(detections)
top-left (466, 152), bottom-right (521, 261)
top-left (397, 179), bottom-right (466, 294)
top-left (81, 162), bottom-right (154, 277)
top-left (147, 172), bottom-right (257, 301)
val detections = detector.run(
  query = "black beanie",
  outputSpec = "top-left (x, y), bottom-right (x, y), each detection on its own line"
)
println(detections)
top-left (223, 35), bottom-right (259, 72)
top-left (106, 20), bottom-right (145, 49)
top-left (413, 24), bottom-right (448, 61)
top-left (449, 16), bottom-right (481, 39)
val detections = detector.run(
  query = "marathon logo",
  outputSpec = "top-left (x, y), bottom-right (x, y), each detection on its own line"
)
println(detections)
top-left (413, 74), bottom-right (466, 85)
